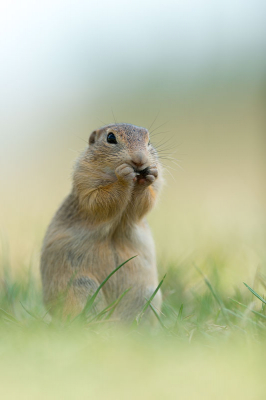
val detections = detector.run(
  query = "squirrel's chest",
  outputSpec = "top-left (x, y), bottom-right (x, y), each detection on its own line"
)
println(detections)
top-left (81, 224), bottom-right (154, 263)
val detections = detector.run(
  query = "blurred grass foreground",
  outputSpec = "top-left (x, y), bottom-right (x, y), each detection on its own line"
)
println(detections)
top-left (1, 1), bottom-right (266, 399)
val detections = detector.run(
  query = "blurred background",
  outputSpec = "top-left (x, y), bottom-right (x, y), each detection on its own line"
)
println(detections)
top-left (0, 0), bottom-right (265, 293)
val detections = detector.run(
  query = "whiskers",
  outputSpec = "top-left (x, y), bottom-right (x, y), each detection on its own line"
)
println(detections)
top-left (148, 119), bottom-right (184, 180)
top-left (68, 148), bottom-right (80, 155)
top-left (148, 110), bottom-right (160, 131)
top-left (158, 149), bottom-right (184, 179)
top-left (149, 121), bottom-right (169, 136)
top-left (158, 156), bottom-right (183, 183)
top-left (111, 108), bottom-right (118, 125)
top-left (73, 134), bottom-right (88, 144)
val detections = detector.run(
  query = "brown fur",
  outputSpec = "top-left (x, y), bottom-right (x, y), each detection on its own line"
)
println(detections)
top-left (40, 123), bottom-right (163, 321)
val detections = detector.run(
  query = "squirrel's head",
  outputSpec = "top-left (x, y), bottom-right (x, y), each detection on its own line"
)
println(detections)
top-left (73, 123), bottom-right (162, 205)
top-left (85, 123), bottom-right (159, 172)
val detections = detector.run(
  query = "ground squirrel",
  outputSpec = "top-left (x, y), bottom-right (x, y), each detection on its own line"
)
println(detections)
top-left (41, 123), bottom-right (163, 321)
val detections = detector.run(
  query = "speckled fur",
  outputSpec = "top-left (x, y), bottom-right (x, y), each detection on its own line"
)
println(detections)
top-left (40, 123), bottom-right (163, 321)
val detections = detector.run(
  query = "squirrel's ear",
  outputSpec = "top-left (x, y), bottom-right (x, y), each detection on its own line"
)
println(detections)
top-left (89, 130), bottom-right (97, 145)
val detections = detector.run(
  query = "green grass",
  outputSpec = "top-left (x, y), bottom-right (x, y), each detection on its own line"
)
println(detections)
top-left (2, 256), bottom-right (266, 339)
top-left (1, 248), bottom-right (266, 399)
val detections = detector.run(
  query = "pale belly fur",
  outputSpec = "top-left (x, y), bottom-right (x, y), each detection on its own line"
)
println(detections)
top-left (41, 219), bottom-right (161, 320)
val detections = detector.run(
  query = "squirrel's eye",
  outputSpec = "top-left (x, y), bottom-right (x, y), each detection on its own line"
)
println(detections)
top-left (107, 132), bottom-right (117, 144)
top-left (148, 140), bottom-right (151, 146)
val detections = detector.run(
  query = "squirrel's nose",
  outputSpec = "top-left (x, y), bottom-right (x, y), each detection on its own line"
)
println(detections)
top-left (131, 152), bottom-right (147, 169)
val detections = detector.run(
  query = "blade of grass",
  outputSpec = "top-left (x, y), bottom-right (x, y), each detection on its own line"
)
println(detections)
top-left (177, 303), bottom-right (184, 321)
top-left (149, 302), bottom-right (168, 331)
top-left (243, 283), bottom-right (266, 305)
top-left (88, 288), bottom-right (132, 323)
top-left (134, 274), bottom-right (166, 325)
top-left (173, 303), bottom-right (184, 331)
top-left (105, 288), bottom-right (132, 320)
top-left (160, 302), bottom-right (177, 318)
top-left (229, 297), bottom-right (266, 320)
top-left (20, 301), bottom-right (48, 325)
top-left (73, 256), bottom-right (137, 322)
top-left (20, 301), bottom-right (39, 319)
top-left (214, 308), bottom-right (221, 324)
top-left (194, 265), bottom-right (223, 308)
top-left (0, 308), bottom-right (19, 323)
top-left (41, 307), bottom-right (52, 320)
top-left (194, 265), bottom-right (230, 324)
top-left (224, 307), bottom-right (262, 328)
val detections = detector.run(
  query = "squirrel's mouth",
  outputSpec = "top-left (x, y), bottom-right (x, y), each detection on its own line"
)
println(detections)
top-left (134, 167), bottom-right (150, 177)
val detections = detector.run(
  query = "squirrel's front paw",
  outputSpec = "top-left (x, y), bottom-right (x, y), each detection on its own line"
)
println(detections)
top-left (115, 163), bottom-right (136, 183)
top-left (137, 166), bottom-right (158, 186)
